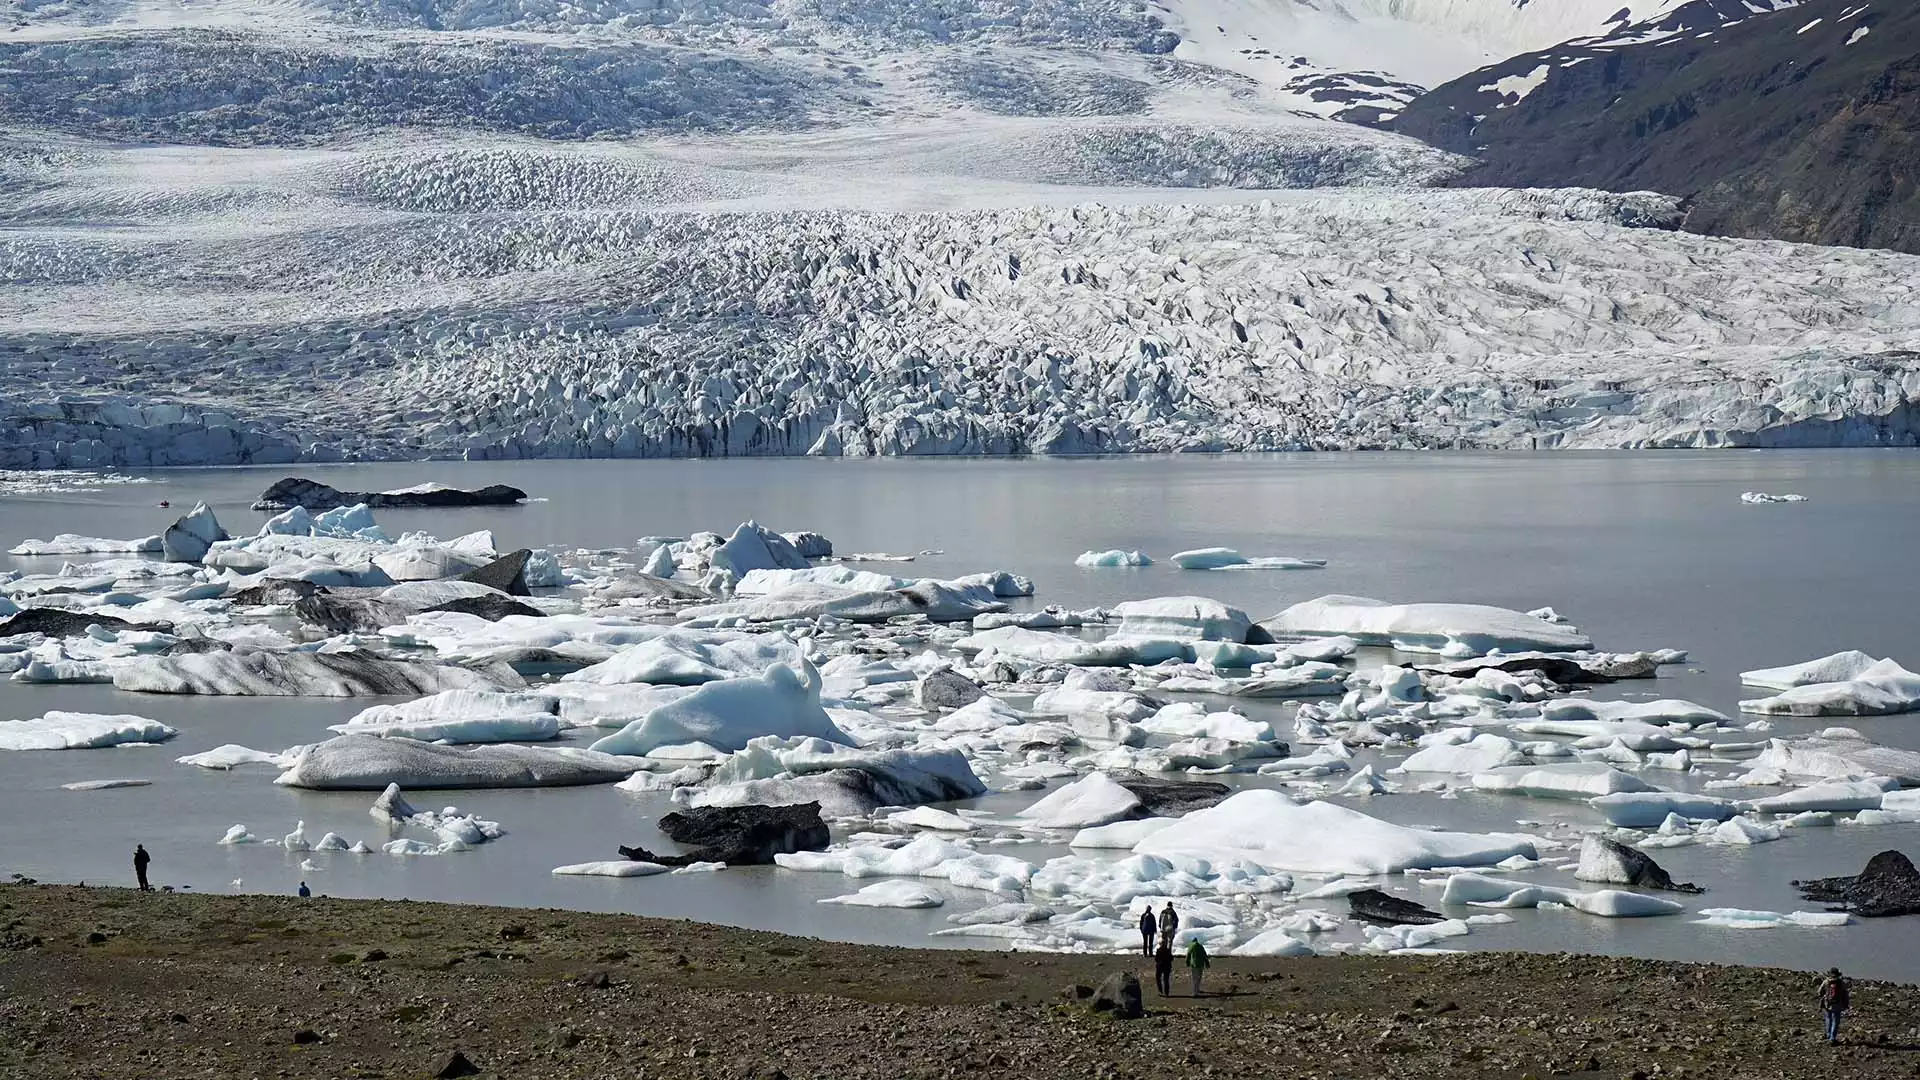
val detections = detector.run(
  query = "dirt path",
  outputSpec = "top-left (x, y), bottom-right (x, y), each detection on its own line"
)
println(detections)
top-left (1, 884), bottom-right (1914, 1079)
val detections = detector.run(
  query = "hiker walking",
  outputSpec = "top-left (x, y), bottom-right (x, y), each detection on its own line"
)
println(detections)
top-left (1819, 967), bottom-right (1851, 1045)
top-left (1186, 938), bottom-right (1211, 997)
top-left (1137, 907), bottom-right (1156, 958)
top-left (1153, 936), bottom-right (1175, 997)
top-left (133, 844), bottom-right (151, 892)
top-left (1157, 902), bottom-right (1180, 948)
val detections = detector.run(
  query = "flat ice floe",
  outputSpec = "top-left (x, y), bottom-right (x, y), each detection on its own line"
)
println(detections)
top-left (1738, 659), bottom-right (1920, 716)
top-left (552, 861), bottom-right (670, 878)
top-left (1132, 789), bottom-right (1536, 875)
top-left (0, 711), bottom-right (176, 750)
top-left (275, 734), bottom-right (639, 789)
top-left (1261, 595), bottom-right (1592, 657)
top-left (1168, 548), bottom-right (1326, 570)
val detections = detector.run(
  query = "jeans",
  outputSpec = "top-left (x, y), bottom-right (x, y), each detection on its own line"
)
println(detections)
top-left (1826, 1009), bottom-right (1842, 1043)
top-left (1141, 930), bottom-right (1154, 958)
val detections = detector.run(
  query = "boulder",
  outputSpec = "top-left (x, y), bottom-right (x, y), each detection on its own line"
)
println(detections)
top-left (1348, 888), bottom-right (1446, 925)
top-left (1091, 972), bottom-right (1144, 1019)
top-left (161, 501), bottom-right (229, 563)
top-left (427, 1050), bottom-right (482, 1079)
top-left (459, 549), bottom-right (533, 596)
top-left (915, 667), bottom-right (985, 710)
top-left (1575, 835), bottom-right (1703, 893)
top-left (619, 802), bottom-right (830, 867)
top-left (1795, 850), bottom-right (1920, 917)
top-left (252, 477), bottom-right (527, 512)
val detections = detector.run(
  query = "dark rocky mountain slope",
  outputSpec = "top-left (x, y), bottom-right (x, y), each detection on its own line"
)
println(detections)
top-left (1395, 0), bottom-right (1917, 253)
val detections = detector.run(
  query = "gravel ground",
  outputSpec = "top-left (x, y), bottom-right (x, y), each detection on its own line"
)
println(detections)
top-left (2, 884), bottom-right (1917, 1080)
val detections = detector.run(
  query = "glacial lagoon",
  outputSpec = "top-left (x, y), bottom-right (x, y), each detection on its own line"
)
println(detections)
top-left (4, 450), bottom-right (1920, 980)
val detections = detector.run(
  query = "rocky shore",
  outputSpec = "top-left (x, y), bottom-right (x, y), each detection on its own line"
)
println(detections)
top-left (2, 884), bottom-right (1915, 1080)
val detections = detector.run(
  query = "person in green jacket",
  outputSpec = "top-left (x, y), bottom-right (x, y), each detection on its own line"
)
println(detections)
top-left (1185, 939), bottom-right (1210, 997)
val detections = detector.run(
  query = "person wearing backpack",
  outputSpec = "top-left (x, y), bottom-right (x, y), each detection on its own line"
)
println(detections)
top-left (1819, 967), bottom-right (1851, 1044)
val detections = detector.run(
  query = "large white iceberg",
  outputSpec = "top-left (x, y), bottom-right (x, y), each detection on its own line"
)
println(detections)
top-left (1750, 734), bottom-right (1920, 784)
top-left (275, 733), bottom-right (639, 789)
top-left (1075, 550), bottom-right (1151, 568)
top-left (1472, 764), bottom-right (1656, 799)
top-left (1261, 595), bottom-right (1591, 657)
top-left (587, 659), bottom-right (849, 757)
top-left (0, 711), bottom-right (177, 750)
top-left (1739, 659), bottom-right (1920, 716)
top-left (1169, 548), bottom-right (1326, 571)
top-left (8, 534), bottom-right (162, 555)
top-left (562, 633), bottom-right (798, 686)
top-left (1111, 596), bottom-right (1253, 642)
top-left (1741, 651), bottom-right (1884, 691)
top-left (1018, 772), bottom-right (1144, 829)
top-left (685, 735), bottom-right (984, 815)
top-left (1132, 789), bottom-right (1535, 876)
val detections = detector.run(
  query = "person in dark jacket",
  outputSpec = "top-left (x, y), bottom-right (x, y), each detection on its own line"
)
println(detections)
top-left (1138, 908), bottom-right (1157, 958)
top-left (1819, 968), bottom-right (1851, 1045)
top-left (297, 881), bottom-right (311, 899)
top-left (133, 844), bottom-right (151, 892)
top-left (1153, 937), bottom-right (1175, 997)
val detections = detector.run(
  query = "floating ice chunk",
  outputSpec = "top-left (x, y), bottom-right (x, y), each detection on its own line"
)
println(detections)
top-left (1139, 704), bottom-right (1275, 743)
top-left (954, 626), bottom-right (1191, 666)
top-left (1740, 492), bottom-right (1808, 505)
top-left (1338, 765), bottom-right (1390, 796)
top-left (1742, 651), bottom-right (1884, 691)
top-left (1707, 815), bottom-right (1784, 845)
top-left (383, 839), bottom-right (438, 856)
top-left (641, 544), bottom-right (678, 578)
top-left (1742, 779), bottom-right (1894, 814)
top-left (1400, 734), bottom-right (1525, 774)
top-left (1032, 686), bottom-right (1157, 725)
top-left (562, 633), bottom-right (798, 686)
top-left (1169, 548), bottom-right (1327, 571)
top-left (1111, 596), bottom-right (1254, 642)
top-left (219, 824), bottom-right (256, 845)
top-left (61, 778), bottom-right (152, 791)
top-left (1075, 550), bottom-right (1152, 568)
top-left (283, 821), bottom-right (310, 853)
top-left (587, 659), bottom-right (849, 757)
top-left (681, 581), bottom-right (1005, 625)
top-left (551, 860), bottom-right (671, 877)
top-left (820, 881), bottom-right (945, 908)
top-left (1440, 873), bottom-right (1682, 917)
top-left (890, 807), bottom-right (978, 832)
top-left (1739, 659), bottom-right (1920, 716)
top-left (689, 736), bottom-right (984, 815)
top-left (162, 502), bottom-right (229, 563)
top-left (1588, 791), bottom-right (1739, 828)
top-left (8, 534), bottom-right (162, 555)
top-left (332, 713), bottom-right (562, 744)
top-left (1230, 929), bottom-right (1316, 957)
top-left (276, 734), bottom-right (639, 790)
top-left (313, 832), bottom-right (352, 852)
top-left (1135, 789), bottom-right (1535, 875)
top-left (1568, 891), bottom-right (1686, 918)
top-left (736, 567), bottom-right (907, 594)
top-left (1693, 908), bottom-right (1850, 928)
top-left (114, 650), bottom-right (518, 697)
top-left (1019, 772), bottom-right (1143, 829)
top-left (0, 711), bottom-right (177, 751)
top-left (1261, 595), bottom-right (1591, 657)
top-left (711, 521), bottom-right (810, 584)
top-left (1474, 764), bottom-right (1655, 799)
top-left (1069, 817), bottom-right (1177, 849)
top-left (1538, 697), bottom-right (1728, 727)
top-left (177, 743), bottom-right (289, 770)
top-left (1750, 733), bottom-right (1920, 784)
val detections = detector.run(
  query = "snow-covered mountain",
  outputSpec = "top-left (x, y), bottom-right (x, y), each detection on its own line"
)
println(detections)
top-left (1, 0), bottom-right (1915, 466)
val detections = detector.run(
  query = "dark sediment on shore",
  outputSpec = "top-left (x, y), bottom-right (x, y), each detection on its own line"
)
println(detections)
top-left (1, 884), bottom-right (1916, 1080)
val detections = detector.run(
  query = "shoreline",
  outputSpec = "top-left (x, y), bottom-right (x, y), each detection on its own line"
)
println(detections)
top-left (3, 884), bottom-right (1916, 1079)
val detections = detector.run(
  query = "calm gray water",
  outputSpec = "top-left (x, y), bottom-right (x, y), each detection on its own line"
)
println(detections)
top-left (4, 451), bottom-right (1920, 979)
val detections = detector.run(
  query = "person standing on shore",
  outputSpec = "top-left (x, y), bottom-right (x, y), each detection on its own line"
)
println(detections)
top-left (1137, 908), bottom-right (1156, 958)
top-left (133, 844), bottom-right (151, 892)
top-left (297, 882), bottom-right (311, 899)
top-left (1186, 939), bottom-right (1210, 997)
top-left (1153, 936), bottom-right (1175, 997)
top-left (1158, 903), bottom-right (1179, 948)
top-left (1819, 967), bottom-right (1851, 1045)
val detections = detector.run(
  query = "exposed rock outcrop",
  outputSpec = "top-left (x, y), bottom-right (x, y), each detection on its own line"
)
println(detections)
top-left (618, 802), bottom-right (830, 867)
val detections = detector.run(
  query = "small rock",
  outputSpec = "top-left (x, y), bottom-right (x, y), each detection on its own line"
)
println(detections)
top-left (291, 1029), bottom-right (322, 1045)
top-left (573, 970), bottom-right (612, 990)
top-left (84, 932), bottom-right (107, 946)
top-left (360, 948), bottom-right (387, 963)
top-left (1063, 983), bottom-right (1094, 1001)
top-left (429, 1050), bottom-right (481, 1079)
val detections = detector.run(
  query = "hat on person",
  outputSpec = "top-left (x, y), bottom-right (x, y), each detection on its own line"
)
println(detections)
top-left (1828, 967), bottom-right (1843, 977)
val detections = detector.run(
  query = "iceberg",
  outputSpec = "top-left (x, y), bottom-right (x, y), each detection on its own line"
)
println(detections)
top-left (552, 860), bottom-right (670, 877)
top-left (1229, 929), bottom-right (1317, 957)
top-left (1750, 733), bottom-right (1920, 784)
top-left (562, 633), bottom-right (799, 686)
top-left (953, 626), bottom-right (1191, 666)
top-left (330, 713), bottom-right (562, 744)
top-left (1169, 548), bottom-right (1326, 571)
top-left (1692, 908), bottom-right (1851, 929)
top-left (736, 567), bottom-right (907, 594)
top-left (1398, 734), bottom-right (1526, 774)
top-left (819, 881), bottom-right (946, 908)
top-left (1261, 595), bottom-right (1591, 657)
top-left (1741, 651), bottom-right (1884, 691)
top-left (1111, 596), bottom-right (1254, 642)
top-left (1472, 763), bottom-right (1656, 799)
top-left (275, 733), bottom-right (639, 789)
top-left (1740, 492), bottom-right (1808, 505)
top-left (113, 650), bottom-right (520, 696)
top-left (1742, 779), bottom-right (1895, 815)
top-left (1588, 791), bottom-right (1740, 828)
top-left (1739, 659), bottom-right (1920, 716)
top-left (587, 659), bottom-right (849, 757)
top-left (687, 736), bottom-right (983, 815)
top-left (1133, 789), bottom-right (1535, 875)
top-left (161, 501), bottom-right (229, 563)
top-left (178, 743), bottom-right (291, 770)
top-left (1075, 550), bottom-right (1151, 568)
top-left (1018, 773), bottom-right (1144, 829)
top-left (8, 534), bottom-right (162, 555)
top-left (0, 711), bottom-right (177, 751)
top-left (679, 581), bottom-right (1006, 625)
top-left (710, 521), bottom-right (811, 584)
